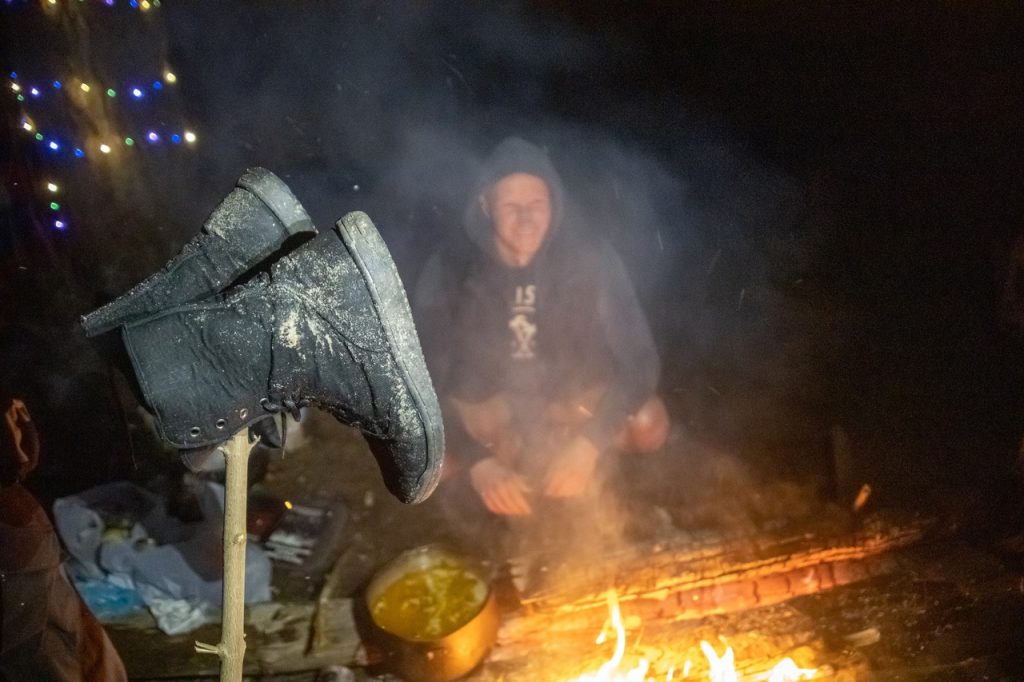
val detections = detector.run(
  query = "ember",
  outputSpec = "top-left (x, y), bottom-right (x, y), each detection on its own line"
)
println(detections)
top-left (566, 590), bottom-right (816, 682)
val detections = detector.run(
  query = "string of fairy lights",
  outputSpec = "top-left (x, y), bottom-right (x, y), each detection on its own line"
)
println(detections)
top-left (10, 70), bottom-right (197, 159)
top-left (5, 0), bottom-right (195, 233)
top-left (4, 0), bottom-right (162, 9)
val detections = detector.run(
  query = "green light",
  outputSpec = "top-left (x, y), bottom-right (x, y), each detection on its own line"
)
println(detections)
top-left (49, 202), bottom-right (60, 211)
top-left (16, 94), bottom-right (24, 102)
top-left (106, 88), bottom-right (116, 97)
top-left (124, 137), bottom-right (134, 146)
top-left (153, 0), bottom-right (160, 6)
top-left (34, 132), bottom-right (43, 141)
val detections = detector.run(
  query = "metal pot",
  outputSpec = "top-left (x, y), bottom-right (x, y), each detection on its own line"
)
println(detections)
top-left (364, 544), bottom-right (499, 682)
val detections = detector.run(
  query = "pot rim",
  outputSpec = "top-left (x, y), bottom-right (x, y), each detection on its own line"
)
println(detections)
top-left (365, 543), bottom-right (493, 642)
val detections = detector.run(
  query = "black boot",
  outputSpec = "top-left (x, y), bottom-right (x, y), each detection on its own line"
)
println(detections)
top-left (82, 167), bottom-right (316, 337)
top-left (119, 212), bottom-right (443, 504)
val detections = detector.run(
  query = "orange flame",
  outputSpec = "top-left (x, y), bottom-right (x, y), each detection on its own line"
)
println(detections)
top-left (566, 590), bottom-right (649, 681)
top-left (565, 590), bottom-right (817, 682)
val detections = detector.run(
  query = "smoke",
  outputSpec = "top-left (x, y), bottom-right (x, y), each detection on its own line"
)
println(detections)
top-left (157, 3), bottom-right (828, 499)
top-left (4, 1), bottom-right (848, 512)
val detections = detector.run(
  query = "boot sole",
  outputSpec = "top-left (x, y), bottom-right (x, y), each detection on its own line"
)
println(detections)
top-left (236, 167), bottom-right (315, 237)
top-left (335, 212), bottom-right (444, 503)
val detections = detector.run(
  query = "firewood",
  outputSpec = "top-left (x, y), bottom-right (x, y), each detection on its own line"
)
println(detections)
top-left (497, 519), bottom-right (926, 649)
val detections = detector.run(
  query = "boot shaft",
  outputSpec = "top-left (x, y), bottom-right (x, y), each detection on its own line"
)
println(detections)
top-left (121, 281), bottom-right (274, 449)
top-left (82, 168), bottom-right (315, 337)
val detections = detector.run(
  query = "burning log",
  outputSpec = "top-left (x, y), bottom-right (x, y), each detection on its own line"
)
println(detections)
top-left (496, 518), bottom-right (927, 657)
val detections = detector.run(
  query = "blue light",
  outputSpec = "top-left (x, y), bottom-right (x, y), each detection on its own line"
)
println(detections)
top-left (152, 80), bottom-right (162, 90)
top-left (129, 0), bottom-right (137, 6)
top-left (30, 87), bottom-right (40, 97)
top-left (131, 87), bottom-right (143, 98)
top-left (8, 72), bottom-right (16, 79)
top-left (170, 133), bottom-right (181, 144)
top-left (74, 147), bottom-right (85, 158)
top-left (54, 220), bottom-right (66, 230)
top-left (53, 80), bottom-right (62, 89)
top-left (146, 131), bottom-right (160, 142)
top-left (48, 140), bottom-right (60, 151)
top-left (104, 0), bottom-right (114, 5)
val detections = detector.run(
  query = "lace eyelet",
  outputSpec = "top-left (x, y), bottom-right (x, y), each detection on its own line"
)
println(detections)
top-left (239, 408), bottom-right (249, 419)
top-left (189, 426), bottom-right (201, 437)
top-left (215, 419), bottom-right (227, 429)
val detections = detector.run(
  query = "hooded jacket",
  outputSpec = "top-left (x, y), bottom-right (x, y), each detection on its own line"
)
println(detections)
top-left (414, 137), bottom-right (660, 458)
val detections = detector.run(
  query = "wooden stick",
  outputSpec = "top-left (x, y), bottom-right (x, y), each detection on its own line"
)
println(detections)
top-left (309, 547), bottom-right (353, 654)
top-left (195, 430), bottom-right (251, 681)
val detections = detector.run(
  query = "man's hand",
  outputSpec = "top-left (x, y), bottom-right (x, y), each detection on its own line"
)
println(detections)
top-left (470, 456), bottom-right (532, 516)
top-left (543, 434), bottom-right (599, 498)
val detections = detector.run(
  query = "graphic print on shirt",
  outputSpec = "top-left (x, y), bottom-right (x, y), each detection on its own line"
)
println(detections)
top-left (509, 284), bottom-right (536, 359)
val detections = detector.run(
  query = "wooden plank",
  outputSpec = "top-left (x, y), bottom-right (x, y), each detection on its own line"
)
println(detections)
top-left (109, 599), bottom-right (363, 679)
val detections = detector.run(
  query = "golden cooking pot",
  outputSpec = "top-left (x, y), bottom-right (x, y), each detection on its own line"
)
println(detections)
top-left (364, 544), bottom-right (499, 682)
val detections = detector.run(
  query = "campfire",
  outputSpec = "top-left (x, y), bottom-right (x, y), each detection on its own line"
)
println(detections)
top-left (565, 590), bottom-right (817, 682)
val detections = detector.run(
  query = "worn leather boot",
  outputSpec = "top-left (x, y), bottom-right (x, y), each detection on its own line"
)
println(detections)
top-left (119, 212), bottom-right (443, 504)
top-left (82, 167), bottom-right (316, 337)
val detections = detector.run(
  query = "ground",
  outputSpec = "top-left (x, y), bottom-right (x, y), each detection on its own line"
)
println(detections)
top-left (105, 408), bottom-right (1024, 681)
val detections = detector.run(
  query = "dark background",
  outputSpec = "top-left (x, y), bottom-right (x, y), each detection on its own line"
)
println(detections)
top-left (1, 1), bottom-right (1022, 521)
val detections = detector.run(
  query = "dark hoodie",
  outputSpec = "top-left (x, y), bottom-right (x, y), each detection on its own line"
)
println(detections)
top-left (413, 137), bottom-right (660, 458)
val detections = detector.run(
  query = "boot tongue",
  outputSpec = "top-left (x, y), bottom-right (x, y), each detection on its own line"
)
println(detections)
top-left (250, 415), bottom-right (284, 449)
top-left (180, 445), bottom-right (222, 473)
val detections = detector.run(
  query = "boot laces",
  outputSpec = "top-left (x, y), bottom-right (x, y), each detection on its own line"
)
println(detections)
top-left (260, 396), bottom-right (309, 421)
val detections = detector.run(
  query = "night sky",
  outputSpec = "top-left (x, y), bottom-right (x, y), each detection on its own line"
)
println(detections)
top-left (1, 2), bottom-right (1022, 513)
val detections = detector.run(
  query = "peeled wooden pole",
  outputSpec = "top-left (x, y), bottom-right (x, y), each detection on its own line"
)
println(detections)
top-left (195, 430), bottom-right (251, 682)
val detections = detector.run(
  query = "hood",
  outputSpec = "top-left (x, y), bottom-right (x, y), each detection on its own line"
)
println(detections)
top-left (463, 137), bottom-right (567, 260)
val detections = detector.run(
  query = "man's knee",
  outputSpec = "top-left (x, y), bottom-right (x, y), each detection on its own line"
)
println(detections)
top-left (622, 396), bottom-right (670, 453)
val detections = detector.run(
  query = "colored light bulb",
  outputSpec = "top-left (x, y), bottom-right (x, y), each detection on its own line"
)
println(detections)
top-left (48, 140), bottom-right (60, 151)
top-left (163, 71), bottom-right (177, 83)
top-left (47, 182), bottom-right (58, 192)
top-left (100, 144), bottom-right (111, 154)
top-left (54, 220), bottom-right (66, 230)
top-left (11, 82), bottom-right (20, 92)
top-left (146, 131), bottom-right (159, 142)
top-left (74, 148), bottom-right (84, 158)
top-left (106, 88), bottom-right (116, 97)
top-left (152, 80), bottom-right (162, 90)
top-left (124, 137), bottom-right (134, 146)
top-left (34, 132), bottom-right (43, 141)
top-left (170, 133), bottom-right (181, 144)
top-left (183, 130), bottom-right (196, 143)
top-left (53, 80), bottom-right (61, 89)
top-left (30, 87), bottom-right (40, 97)
top-left (131, 87), bottom-right (143, 98)
top-left (80, 83), bottom-right (91, 92)
top-left (49, 202), bottom-right (59, 211)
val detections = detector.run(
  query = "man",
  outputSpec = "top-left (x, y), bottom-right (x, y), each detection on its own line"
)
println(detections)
top-left (0, 383), bottom-right (127, 681)
top-left (415, 137), bottom-right (669, 521)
